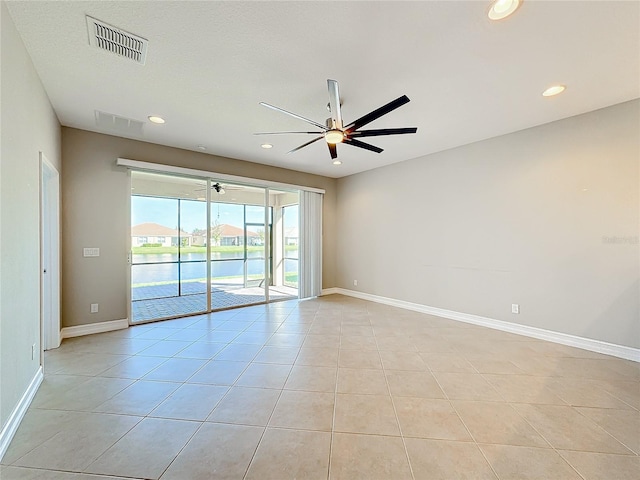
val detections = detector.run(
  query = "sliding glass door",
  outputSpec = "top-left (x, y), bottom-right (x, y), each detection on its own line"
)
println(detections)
top-left (130, 172), bottom-right (300, 324)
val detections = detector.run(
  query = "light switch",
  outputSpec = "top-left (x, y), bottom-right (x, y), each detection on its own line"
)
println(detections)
top-left (83, 247), bottom-right (100, 257)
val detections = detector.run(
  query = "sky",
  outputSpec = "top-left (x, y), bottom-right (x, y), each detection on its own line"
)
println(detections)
top-left (132, 196), bottom-right (298, 233)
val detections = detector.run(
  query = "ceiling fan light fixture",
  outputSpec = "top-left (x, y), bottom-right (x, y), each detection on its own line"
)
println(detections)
top-left (488, 0), bottom-right (521, 20)
top-left (332, 159), bottom-right (342, 165)
top-left (324, 129), bottom-right (344, 144)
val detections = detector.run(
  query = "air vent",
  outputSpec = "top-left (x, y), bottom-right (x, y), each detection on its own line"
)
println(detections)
top-left (95, 111), bottom-right (144, 136)
top-left (86, 16), bottom-right (148, 65)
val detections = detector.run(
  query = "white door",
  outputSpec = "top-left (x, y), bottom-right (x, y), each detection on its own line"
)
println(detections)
top-left (41, 153), bottom-right (61, 350)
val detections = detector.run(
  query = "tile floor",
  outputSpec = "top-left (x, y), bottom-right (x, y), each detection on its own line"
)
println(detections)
top-left (1, 294), bottom-right (638, 479)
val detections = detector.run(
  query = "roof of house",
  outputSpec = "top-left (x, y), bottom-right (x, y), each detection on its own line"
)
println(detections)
top-left (131, 223), bottom-right (188, 237)
top-left (192, 224), bottom-right (260, 238)
top-left (213, 224), bottom-right (259, 238)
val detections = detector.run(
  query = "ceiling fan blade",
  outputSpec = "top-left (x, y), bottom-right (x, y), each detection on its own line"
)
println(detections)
top-left (254, 131), bottom-right (322, 135)
top-left (327, 79), bottom-right (343, 129)
top-left (344, 95), bottom-right (411, 133)
top-left (343, 137), bottom-right (384, 154)
top-left (287, 136), bottom-right (324, 154)
top-left (349, 127), bottom-right (417, 137)
top-left (328, 143), bottom-right (337, 159)
top-left (260, 102), bottom-right (328, 131)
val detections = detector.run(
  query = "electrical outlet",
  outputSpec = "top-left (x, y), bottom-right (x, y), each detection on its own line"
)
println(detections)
top-left (83, 247), bottom-right (100, 257)
top-left (353, 280), bottom-right (358, 286)
top-left (511, 304), bottom-right (520, 314)
top-left (90, 303), bottom-right (99, 313)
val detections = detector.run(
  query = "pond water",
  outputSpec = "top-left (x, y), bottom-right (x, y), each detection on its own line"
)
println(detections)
top-left (132, 250), bottom-right (298, 285)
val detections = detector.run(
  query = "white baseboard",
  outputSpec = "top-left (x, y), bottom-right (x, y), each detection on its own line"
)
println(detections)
top-left (0, 366), bottom-right (43, 462)
top-left (321, 287), bottom-right (339, 296)
top-left (328, 288), bottom-right (640, 362)
top-left (61, 318), bottom-right (129, 339)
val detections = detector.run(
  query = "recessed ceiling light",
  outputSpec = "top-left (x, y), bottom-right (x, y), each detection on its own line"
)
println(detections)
top-left (196, 145), bottom-right (206, 151)
top-left (148, 115), bottom-right (165, 124)
top-left (332, 159), bottom-right (342, 165)
top-left (542, 85), bottom-right (566, 97)
top-left (261, 143), bottom-right (273, 149)
top-left (488, 0), bottom-right (522, 20)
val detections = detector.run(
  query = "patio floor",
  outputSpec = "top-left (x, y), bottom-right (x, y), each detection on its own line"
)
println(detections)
top-left (132, 282), bottom-right (297, 323)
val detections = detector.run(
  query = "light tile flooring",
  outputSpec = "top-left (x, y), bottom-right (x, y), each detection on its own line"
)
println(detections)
top-left (2, 294), bottom-right (639, 479)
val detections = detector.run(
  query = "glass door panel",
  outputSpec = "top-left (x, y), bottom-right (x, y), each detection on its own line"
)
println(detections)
top-left (245, 222), bottom-right (267, 288)
top-left (209, 184), bottom-right (267, 309)
top-left (210, 200), bottom-right (244, 307)
top-left (245, 205), bottom-right (270, 288)
top-left (269, 190), bottom-right (299, 300)
top-left (178, 198), bottom-right (207, 305)
top-left (130, 172), bottom-right (208, 323)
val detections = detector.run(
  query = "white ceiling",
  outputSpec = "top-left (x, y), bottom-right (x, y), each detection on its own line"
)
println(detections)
top-left (6, 1), bottom-right (639, 178)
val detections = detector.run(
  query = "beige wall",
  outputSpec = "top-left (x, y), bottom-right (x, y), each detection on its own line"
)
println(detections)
top-left (61, 128), bottom-right (337, 328)
top-left (336, 100), bottom-right (639, 348)
top-left (1, 2), bottom-right (61, 429)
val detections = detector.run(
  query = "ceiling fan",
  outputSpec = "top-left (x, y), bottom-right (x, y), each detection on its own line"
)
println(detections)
top-left (256, 79), bottom-right (417, 161)
top-left (195, 182), bottom-right (243, 195)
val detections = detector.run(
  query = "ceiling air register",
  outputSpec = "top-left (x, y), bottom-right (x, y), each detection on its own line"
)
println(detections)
top-left (86, 16), bottom-right (148, 65)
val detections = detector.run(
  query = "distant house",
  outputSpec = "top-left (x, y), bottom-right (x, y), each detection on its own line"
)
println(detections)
top-left (131, 222), bottom-right (191, 247)
top-left (192, 224), bottom-right (260, 247)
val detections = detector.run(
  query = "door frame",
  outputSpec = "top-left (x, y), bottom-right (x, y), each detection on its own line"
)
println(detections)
top-left (40, 152), bottom-right (61, 350)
